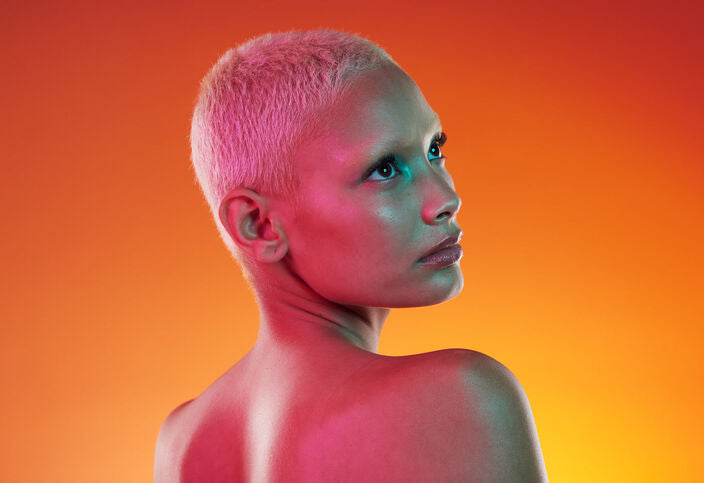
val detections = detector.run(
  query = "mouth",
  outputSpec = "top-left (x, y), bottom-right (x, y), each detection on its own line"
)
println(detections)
top-left (419, 231), bottom-right (463, 261)
top-left (418, 243), bottom-right (463, 266)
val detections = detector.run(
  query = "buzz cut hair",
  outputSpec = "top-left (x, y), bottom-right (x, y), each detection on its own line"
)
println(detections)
top-left (189, 29), bottom-right (396, 281)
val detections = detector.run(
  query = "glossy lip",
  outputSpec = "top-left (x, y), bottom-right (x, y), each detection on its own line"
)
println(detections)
top-left (418, 244), bottom-right (463, 266)
top-left (419, 231), bottom-right (463, 261)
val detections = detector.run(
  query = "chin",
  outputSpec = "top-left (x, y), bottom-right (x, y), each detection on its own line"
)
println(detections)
top-left (434, 277), bottom-right (464, 304)
top-left (382, 268), bottom-right (464, 308)
top-left (423, 266), bottom-right (464, 305)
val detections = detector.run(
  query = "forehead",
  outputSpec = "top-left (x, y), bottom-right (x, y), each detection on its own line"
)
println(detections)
top-left (310, 64), bottom-right (441, 164)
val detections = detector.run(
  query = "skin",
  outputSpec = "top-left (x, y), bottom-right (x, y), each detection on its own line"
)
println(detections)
top-left (155, 63), bottom-right (548, 482)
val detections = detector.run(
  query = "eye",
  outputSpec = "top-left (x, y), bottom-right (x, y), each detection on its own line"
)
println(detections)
top-left (428, 132), bottom-right (447, 161)
top-left (367, 155), bottom-right (400, 181)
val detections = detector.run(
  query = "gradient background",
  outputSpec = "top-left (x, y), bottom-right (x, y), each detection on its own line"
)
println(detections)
top-left (2, 0), bottom-right (703, 481)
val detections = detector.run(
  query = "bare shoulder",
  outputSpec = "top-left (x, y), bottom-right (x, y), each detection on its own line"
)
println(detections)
top-left (429, 348), bottom-right (530, 396)
top-left (154, 399), bottom-right (195, 483)
top-left (429, 348), bottom-right (549, 482)
top-left (306, 349), bottom-right (547, 481)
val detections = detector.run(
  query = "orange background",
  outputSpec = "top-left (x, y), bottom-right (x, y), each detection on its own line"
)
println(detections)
top-left (2, 1), bottom-right (703, 481)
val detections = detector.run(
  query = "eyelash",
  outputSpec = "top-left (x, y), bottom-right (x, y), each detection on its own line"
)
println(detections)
top-left (367, 132), bottom-right (447, 181)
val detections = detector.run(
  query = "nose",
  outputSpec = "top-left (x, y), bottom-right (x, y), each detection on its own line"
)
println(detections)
top-left (421, 171), bottom-right (461, 225)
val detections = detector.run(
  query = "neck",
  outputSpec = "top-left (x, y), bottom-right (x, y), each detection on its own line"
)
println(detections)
top-left (248, 264), bottom-right (390, 357)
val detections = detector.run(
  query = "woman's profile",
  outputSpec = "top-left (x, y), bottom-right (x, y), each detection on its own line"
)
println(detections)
top-left (155, 29), bottom-right (547, 482)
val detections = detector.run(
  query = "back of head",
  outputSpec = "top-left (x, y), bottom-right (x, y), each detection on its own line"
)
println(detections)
top-left (190, 29), bottom-right (396, 283)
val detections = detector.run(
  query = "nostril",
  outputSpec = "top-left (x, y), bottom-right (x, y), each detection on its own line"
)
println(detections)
top-left (436, 211), bottom-right (450, 222)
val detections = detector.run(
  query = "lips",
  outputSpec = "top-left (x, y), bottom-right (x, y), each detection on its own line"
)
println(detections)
top-left (419, 231), bottom-right (463, 261)
top-left (418, 244), bottom-right (463, 266)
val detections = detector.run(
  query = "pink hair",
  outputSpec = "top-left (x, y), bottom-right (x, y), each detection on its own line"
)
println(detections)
top-left (189, 29), bottom-right (395, 277)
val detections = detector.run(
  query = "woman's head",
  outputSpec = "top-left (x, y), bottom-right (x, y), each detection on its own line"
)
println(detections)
top-left (190, 30), bottom-right (395, 275)
top-left (279, 64), bottom-right (463, 308)
top-left (193, 30), bottom-right (462, 307)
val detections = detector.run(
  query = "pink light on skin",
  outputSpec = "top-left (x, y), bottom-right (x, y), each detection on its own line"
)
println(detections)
top-left (156, 63), bottom-right (546, 481)
top-left (280, 63), bottom-right (464, 311)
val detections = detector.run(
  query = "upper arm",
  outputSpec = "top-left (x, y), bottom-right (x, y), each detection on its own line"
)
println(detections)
top-left (459, 353), bottom-right (548, 482)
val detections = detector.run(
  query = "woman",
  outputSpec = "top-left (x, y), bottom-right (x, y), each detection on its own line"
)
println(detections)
top-left (155, 29), bottom-right (548, 482)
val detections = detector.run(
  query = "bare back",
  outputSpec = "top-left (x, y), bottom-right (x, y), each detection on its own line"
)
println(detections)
top-left (155, 348), bottom-right (545, 482)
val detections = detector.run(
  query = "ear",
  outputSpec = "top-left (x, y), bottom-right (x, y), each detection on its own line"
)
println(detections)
top-left (218, 188), bottom-right (289, 263)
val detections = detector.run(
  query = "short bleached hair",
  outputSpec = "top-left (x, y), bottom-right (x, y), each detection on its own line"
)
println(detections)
top-left (189, 29), bottom-right (396, 281)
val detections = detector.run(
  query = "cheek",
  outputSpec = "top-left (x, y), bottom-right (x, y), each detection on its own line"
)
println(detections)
top-left (296, 201), bottom-right (406, 269)
top-left (290, 193), bottom-right (360, 263)
top-left (367, 204), bottom-right (414, 257)
top-left (311, 206), bottom-right (384, 260)
top-left (341, 200), bottom-right (420, 276)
